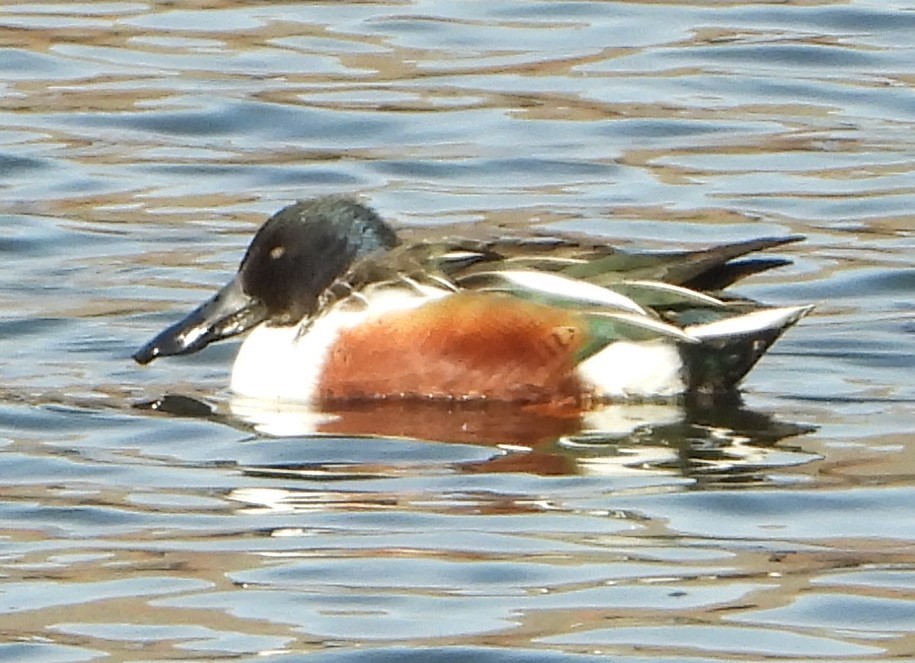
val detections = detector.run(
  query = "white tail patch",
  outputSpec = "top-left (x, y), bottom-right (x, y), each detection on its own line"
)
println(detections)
top-left (577, 340), bottom-right (686, 399)
top-left (687, 305), bottom-right (813, 340)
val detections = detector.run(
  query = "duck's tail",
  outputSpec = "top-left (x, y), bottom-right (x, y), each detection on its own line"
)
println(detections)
top-left (680, 305), bottom-right (813, 393)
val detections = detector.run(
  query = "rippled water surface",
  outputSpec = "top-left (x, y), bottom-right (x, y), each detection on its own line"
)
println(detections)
top-left (1, 1), bottom-right (914, 661)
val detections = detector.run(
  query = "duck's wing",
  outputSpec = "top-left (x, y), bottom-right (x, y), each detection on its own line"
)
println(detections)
top-left (432, 235), bottom-right (811, 393)
top-left (421, 234), bottom-right (803, 293)
top-left (558, 236), bottom-right (804, 289)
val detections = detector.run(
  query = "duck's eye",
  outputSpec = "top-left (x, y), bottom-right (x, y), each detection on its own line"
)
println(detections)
top-left (269, 245), bottom-right (286, 260)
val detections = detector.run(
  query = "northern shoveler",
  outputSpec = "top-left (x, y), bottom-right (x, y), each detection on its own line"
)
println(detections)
top-left (134, 196), bottom-right (811, 407)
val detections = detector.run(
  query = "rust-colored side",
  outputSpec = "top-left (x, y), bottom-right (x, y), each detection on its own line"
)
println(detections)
top-left (317, 292), bottom-right (588, 404)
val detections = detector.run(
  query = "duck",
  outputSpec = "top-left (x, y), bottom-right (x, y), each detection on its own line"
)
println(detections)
top-left (133, 196), bottom-right (812, 408)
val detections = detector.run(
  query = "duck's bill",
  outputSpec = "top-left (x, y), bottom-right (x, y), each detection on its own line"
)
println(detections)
top-left (133, 276), bottom-right (266, 365)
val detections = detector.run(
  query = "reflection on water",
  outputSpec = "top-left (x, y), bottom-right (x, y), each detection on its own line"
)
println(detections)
top-left (1, 0), bottom-right (914, 661)
top-left (139, 391), bottom-right (816, 481)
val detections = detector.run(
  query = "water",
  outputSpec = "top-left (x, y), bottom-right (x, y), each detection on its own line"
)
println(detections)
top-left (1, 0), bottom-right (913, 660)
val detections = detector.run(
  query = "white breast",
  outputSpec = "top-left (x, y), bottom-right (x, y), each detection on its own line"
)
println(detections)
top-left (230, 288), bottom-right (444, 403)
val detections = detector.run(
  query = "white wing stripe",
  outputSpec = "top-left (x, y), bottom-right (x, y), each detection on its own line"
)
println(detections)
top-left (492, 270), bottom-right (647, 314)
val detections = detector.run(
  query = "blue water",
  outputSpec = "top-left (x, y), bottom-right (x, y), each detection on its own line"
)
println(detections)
top-left (1, 1), bottom-right (913, 661)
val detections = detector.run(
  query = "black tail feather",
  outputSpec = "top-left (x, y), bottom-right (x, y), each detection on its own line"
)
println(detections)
top-left (662, 236), bottom-right (803, 288)
top-left (682, 257), bottom-right (793, 291)
top-left (680, 325), bottom-right (795, 393)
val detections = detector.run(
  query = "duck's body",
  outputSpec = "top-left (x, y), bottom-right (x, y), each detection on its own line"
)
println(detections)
top-left (134, 197), bottom-right (811, 407)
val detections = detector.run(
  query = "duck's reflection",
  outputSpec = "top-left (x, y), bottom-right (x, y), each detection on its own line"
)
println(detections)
top-left (136, 392), bottom-right (815, 481)
top-left (560, 398), bottom-right (817, 485)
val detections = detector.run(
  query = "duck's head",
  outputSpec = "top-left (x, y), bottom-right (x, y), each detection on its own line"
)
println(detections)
top-left (133, 196), bottom-right (399, 364)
